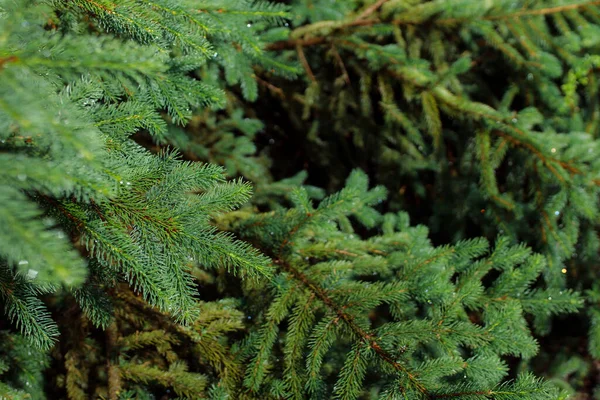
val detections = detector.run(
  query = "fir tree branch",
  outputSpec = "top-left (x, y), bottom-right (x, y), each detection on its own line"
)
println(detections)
top-left (473, 1), bottom-right (600, 21)
top-left (270, 0), bottom-right (600, 50)
top-left (273, 257), bottom-right (429, 396)
top-left (430, 87), bottom-right (595, 186)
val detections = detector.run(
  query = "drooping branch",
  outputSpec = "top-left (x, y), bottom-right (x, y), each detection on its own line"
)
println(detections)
top-left (266, 1), bottom-right (600, 51)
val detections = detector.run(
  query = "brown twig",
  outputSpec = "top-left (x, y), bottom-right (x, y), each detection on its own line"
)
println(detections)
top-left (330, 44), bottom-right (351, 85)
top-left (0, 56), bottom-right (18, 69)
top-left (255, 75), bottom-right (285, 98)
top-left (356, 0), bottom-right (390, 21)
top-left (296, 44), bottom-right (316, 82)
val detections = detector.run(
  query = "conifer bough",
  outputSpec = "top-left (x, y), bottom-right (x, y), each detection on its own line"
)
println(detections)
top-left (0, 0), bottom-right (598, 399)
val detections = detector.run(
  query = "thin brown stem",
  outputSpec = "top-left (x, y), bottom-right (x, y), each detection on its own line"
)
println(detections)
top-left (255, 75), bottom-right (285, 98)
top-left (297, 44), bottom-right (316, 82)
top-left (330, 44), bottom-right (351, 85)
top-left (356, 0), bottom-right (389, 21)
top-left (0, 56), bottom-right (18, 69)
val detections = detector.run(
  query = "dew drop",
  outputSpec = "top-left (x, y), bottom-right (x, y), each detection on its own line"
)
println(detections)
top-left (247, 315), bottom-right (252, 320)
top-left (548, 296), bottom-right (552, 300)
top-left (268, 138), bottom-right (275, 145)
top-left (18, 260), bottom-right (29, 266)
top-left (554, 210), bottom-right (560, 216)
top-left (247, 23), bottom-right (252, 28)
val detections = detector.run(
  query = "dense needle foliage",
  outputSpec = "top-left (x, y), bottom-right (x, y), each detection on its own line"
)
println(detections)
top-left (0, 0), bottom-right (599, 399)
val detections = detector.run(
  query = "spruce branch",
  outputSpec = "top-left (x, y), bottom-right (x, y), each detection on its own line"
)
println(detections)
top-left (442, 0), bottom-right (600, 24)
top-left (274, 257), bottom-right (429, 396)
top-left (269, 0), bottom-right (600, 50)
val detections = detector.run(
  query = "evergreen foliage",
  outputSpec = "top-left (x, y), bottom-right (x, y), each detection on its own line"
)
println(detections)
top-left (0, 0), bottom-right (599, 399)
top-left (0, 0), bottom-right (274, 356)
top-left (260, 0), bottom-right (600, 290)
top-left (226, 170), bottom-right (581, 399)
